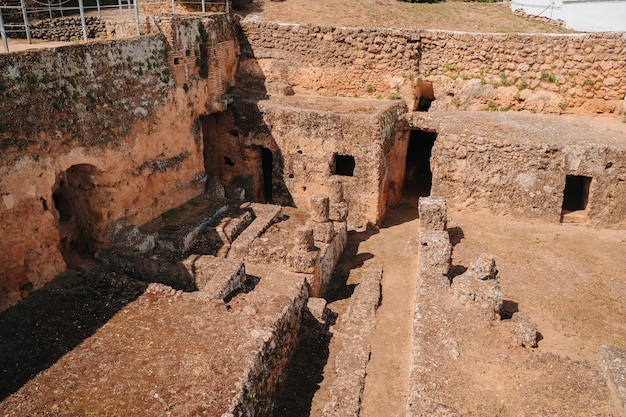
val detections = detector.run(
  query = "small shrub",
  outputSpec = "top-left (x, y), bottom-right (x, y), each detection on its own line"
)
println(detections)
top-left (499, 72), bottom-right (509, 86)
top-left (388, 92), bottom-right (401, 100)
top-left (516, 80), bottom-right (528, 90)
top-left (583, 78), bottom-right (594, 86)
top-left (366, 84), bottom-right (374, 93)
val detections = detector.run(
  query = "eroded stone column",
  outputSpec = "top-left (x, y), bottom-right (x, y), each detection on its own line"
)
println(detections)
top-left (310, 194), bottom-right (334, 243)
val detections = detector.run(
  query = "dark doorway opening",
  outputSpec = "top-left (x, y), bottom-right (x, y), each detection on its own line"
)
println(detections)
top-left (415, 80), bottom-right (435, 112)
top-left (332, 154), bottom-right (355, 177)
top-left (52, 164), bottom-right (104, 267)
top-left (405, 130), bottom-right (437, 198)
top-left (561, 175), bottom-right (592, 223)
top-left (262, 147), bottom-right (273, 202)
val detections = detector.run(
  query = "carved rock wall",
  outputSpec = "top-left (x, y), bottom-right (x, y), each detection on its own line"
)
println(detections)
top-left (0, 15), bottom-right (240, 311)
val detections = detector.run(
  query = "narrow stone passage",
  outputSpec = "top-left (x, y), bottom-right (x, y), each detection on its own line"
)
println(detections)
top-left (282, 198), bottom-right (420, 417)
top-left (358, 200), bottom-right (420, 417)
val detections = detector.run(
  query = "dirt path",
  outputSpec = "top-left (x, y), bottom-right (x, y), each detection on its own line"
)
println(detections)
top-left (358, 201), bottom-right (420, 417)
top-left (321, 202), bottom-right (626, 416)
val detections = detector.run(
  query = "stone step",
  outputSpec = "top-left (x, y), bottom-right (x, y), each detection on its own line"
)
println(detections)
top-left (182, 255), bottom-right (245, 301)
top-left (227, 203), bottom-right (283, 260)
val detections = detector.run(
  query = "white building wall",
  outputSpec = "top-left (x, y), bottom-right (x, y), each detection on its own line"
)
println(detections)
top-left (511, 0), bottom-right (626, 32)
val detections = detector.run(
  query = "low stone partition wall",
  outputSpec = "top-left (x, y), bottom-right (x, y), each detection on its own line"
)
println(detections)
top-left (314, 264), bottom-right (383, 417)
top-left (407, 197), bottom-right (616, 415)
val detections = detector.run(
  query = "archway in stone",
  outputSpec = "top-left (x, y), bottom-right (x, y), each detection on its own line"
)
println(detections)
top-left (404, 130), bottom-right (437, 199)
top-left (52, 164), bottom-right (104, 267)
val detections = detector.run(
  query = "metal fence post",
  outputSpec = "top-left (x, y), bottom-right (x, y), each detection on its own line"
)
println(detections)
top-left (47, 0), bottom-right (53, 19)
top-left (19, 0), bottom-right (31, 44)
top-left (133, 0), bottom-right (140, 36)
top-left (96, 0), bottom-right (101, 18)
top-left (0, 8), bottom-right (9, 53)
top-left (225, 0), bottom-right (229, 14)
top-left (171, 0), bottom-right (175, 14)
top-left (58, 0), bottom-right (64, 16)
top-left (77, 0), bottom-right (88, 42)
top-left (201, 0), bottom-right (205, 13)
top-left (118, 0), bottom-right (123, 15)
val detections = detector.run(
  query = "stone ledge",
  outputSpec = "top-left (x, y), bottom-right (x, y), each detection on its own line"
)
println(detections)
top-left (182, 255), bottom-right (245, 300)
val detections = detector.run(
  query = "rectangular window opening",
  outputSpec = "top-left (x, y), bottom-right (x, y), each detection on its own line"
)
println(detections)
top-left (332, 154), bottom-right (355, 177)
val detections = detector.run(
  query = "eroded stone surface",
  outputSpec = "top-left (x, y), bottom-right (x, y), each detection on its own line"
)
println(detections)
top-left (601, 345), bottom-right (626, 417)
top-left (418, 197), bottom-right (448, 231)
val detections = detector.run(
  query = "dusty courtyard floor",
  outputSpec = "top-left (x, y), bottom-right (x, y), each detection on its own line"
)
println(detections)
top-left (0, 197), bottom-right (624, 415)
top-left (329, 199), bottom-right (626, 416)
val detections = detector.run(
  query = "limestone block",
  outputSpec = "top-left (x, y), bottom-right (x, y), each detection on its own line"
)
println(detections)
top-left (418, 229), bottom-right (452, 278)
top-left (305, 297), bottom-right (329, 326)
top-left (286, 247), bottom-right (319, 274)
top-left (451, 254), bottom-right (503, 316)
top-left (295, 226), bottom-right (315, 251)
top-left (182, 255), bottom-right (246, 301)
top-left (310, 194), bottom-right (330, 223)
top-left (600, 345), bottom-right (626, 417)
top-left (509, 312), bottom-right (539, 348)
top-left (467, 255), bottom-right (497, 280)
top-left (311, 221), bottom-right (335, 243)
top-left (327, 178), bottom-right (344, 203)
top-left (329, 201), bottom-right (349, 222)
top-left (418, 196), bottom-right (448, 231)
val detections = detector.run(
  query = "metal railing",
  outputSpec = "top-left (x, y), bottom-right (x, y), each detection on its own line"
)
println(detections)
top-left (0, 0), bottom-right (229, 53)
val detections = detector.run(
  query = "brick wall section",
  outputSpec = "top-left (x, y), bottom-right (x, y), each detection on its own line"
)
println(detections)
top-left (239, 20), bottom-right (626, 112)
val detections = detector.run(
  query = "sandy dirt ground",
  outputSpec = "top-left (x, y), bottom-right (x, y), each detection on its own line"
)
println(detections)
top-left (325, 197), bottom-right (626, 416)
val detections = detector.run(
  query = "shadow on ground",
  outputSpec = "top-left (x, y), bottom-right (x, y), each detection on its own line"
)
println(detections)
top-left (0, 267), bottom-right (146, 400)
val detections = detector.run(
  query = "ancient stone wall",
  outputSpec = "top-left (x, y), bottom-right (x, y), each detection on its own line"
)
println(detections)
top-left (0, 14), bottom-right (240, 311)
top-left (421, 31), bottom-right (626, 114)
top-left (237, 19), bottom-right (421, 101)
top-left (238, 20), bottom-right (626, 114)
top-left (408, 111), bottom-right (626, 229)
top-left (232, 95), bottom-right (407, 230)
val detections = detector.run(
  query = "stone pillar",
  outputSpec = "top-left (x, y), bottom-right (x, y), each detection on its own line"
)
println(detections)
top-left (309, 194), bottom-right (334, 243)
top-left (287, 226), bottom-right (319, 274)
top-left (328, 180), bottom-right (349, 223)
top-left (418, 196), bottom-right (447, 231)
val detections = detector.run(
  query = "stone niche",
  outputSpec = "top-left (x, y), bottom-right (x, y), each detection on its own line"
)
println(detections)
top-left (229, 94), bottom-right (409, 231)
